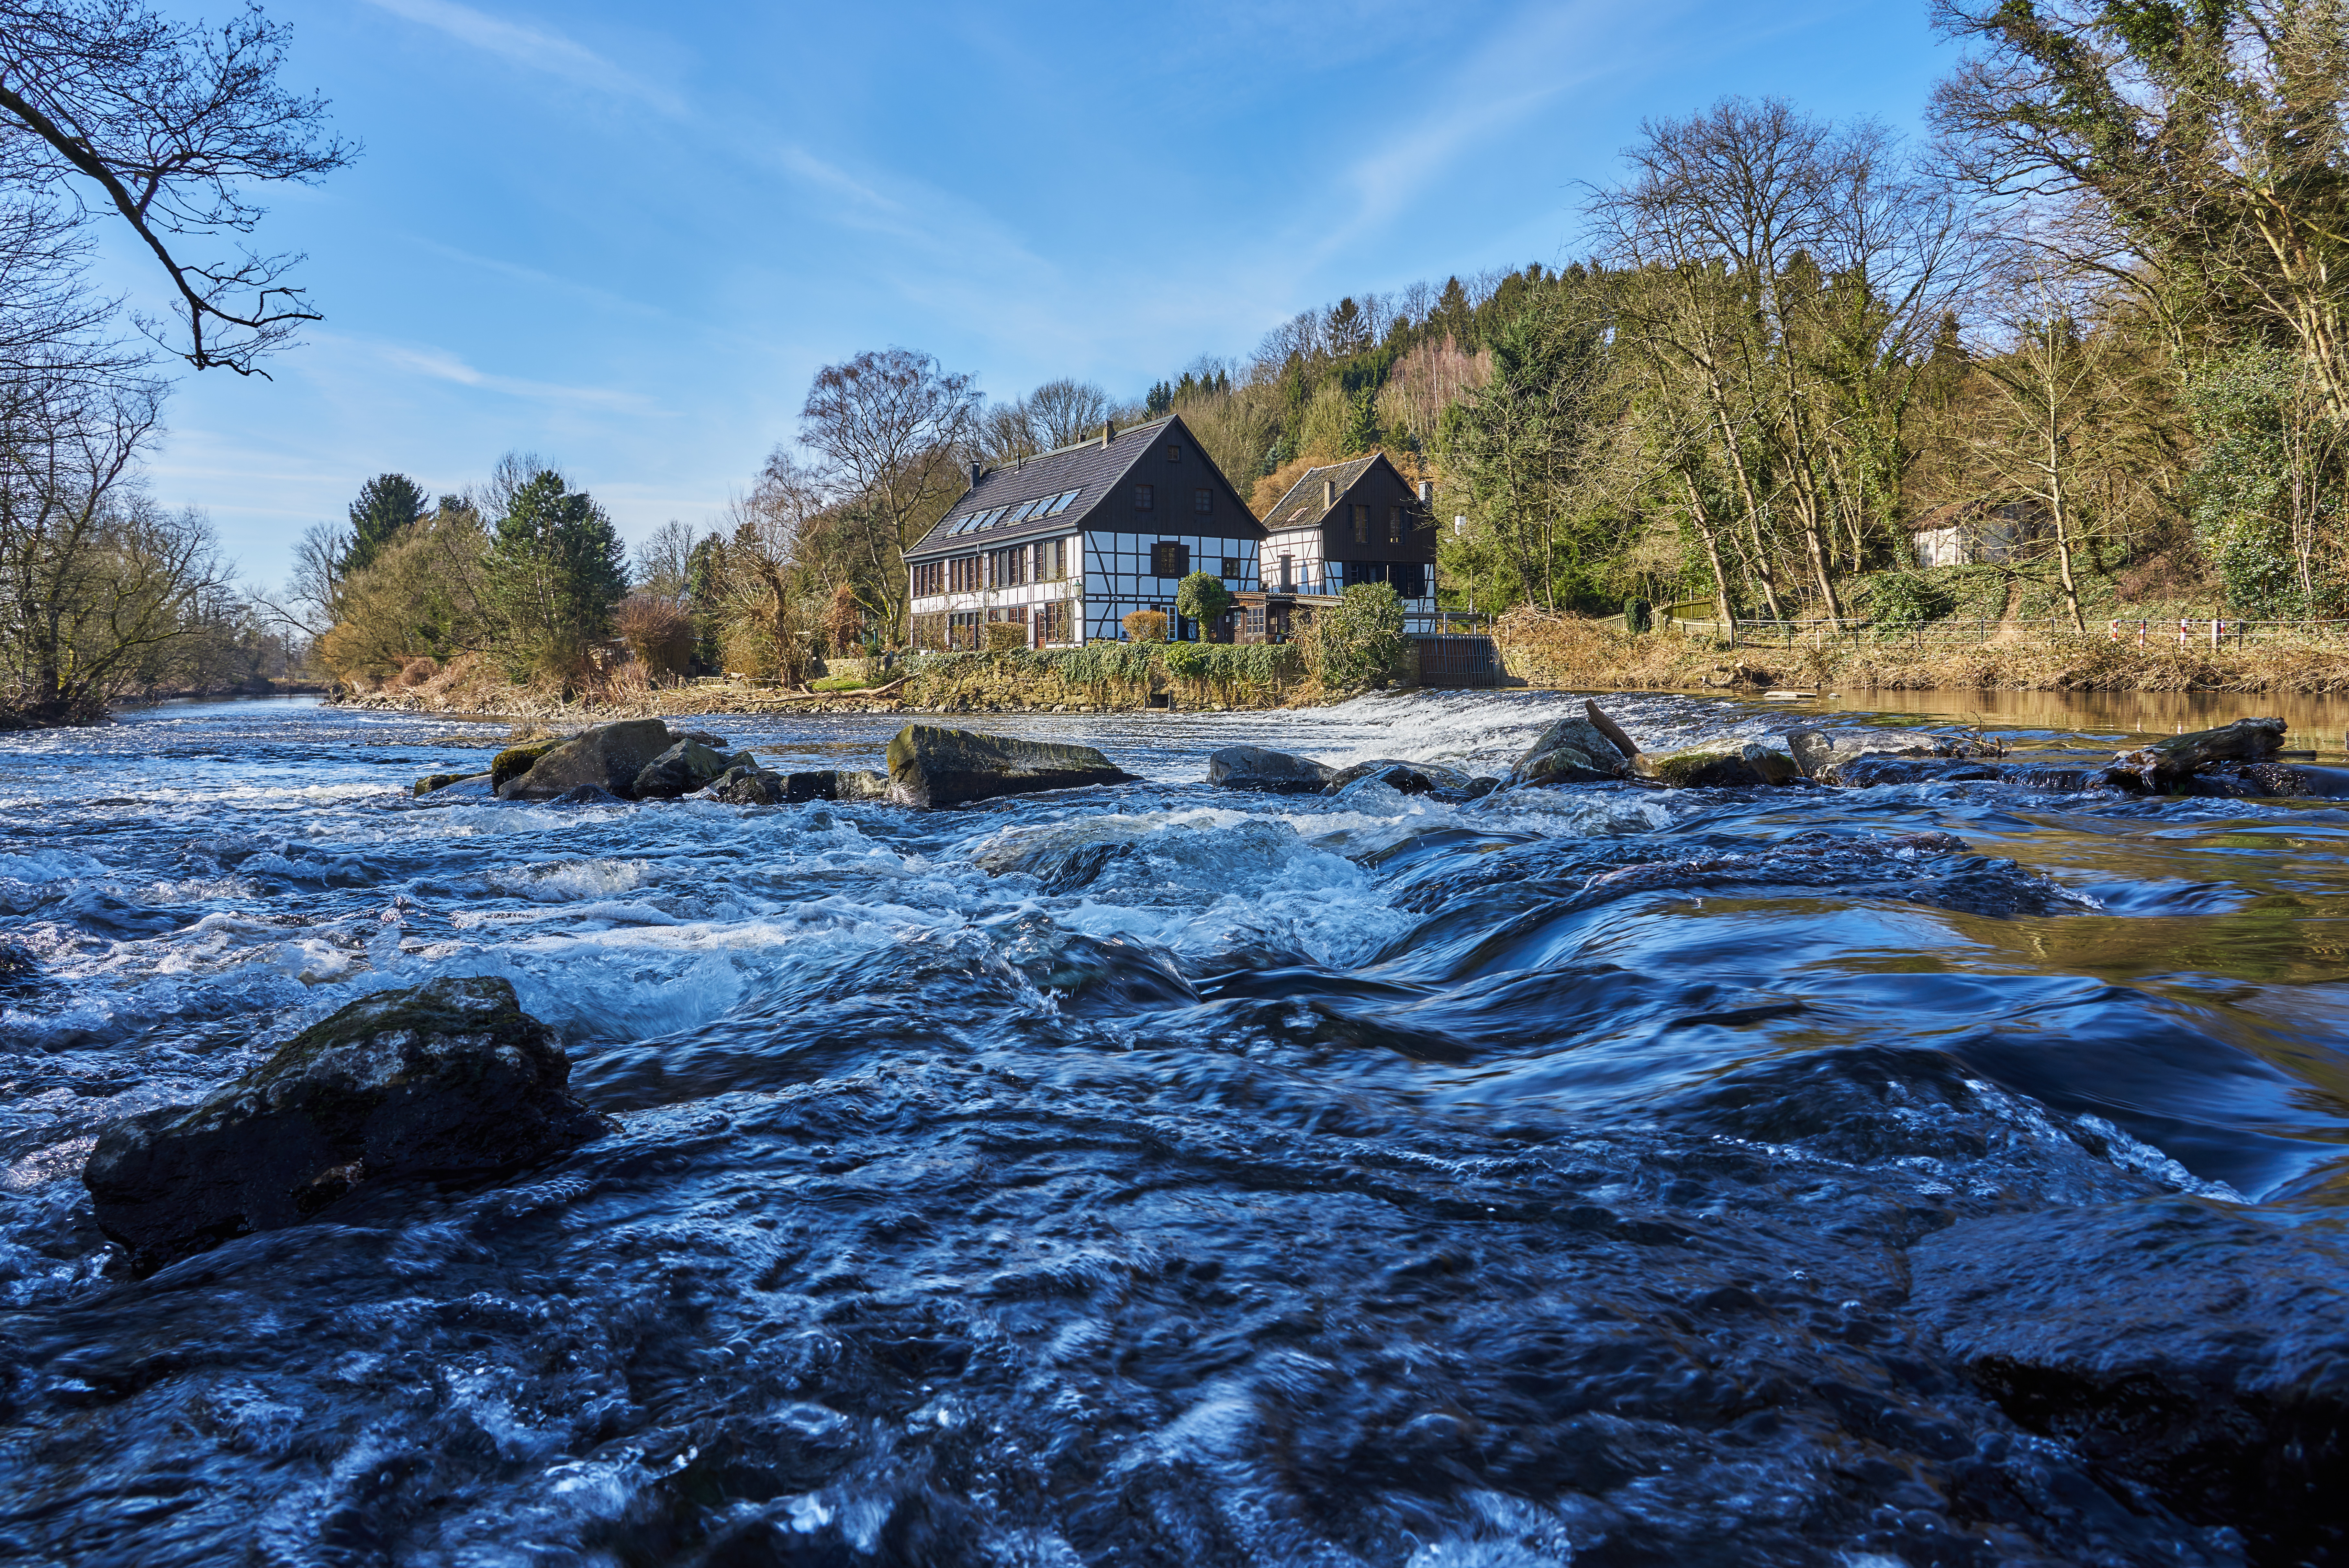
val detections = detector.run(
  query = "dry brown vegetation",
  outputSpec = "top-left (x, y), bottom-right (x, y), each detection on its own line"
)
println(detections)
top-left (1490, 610), bottom-right (2349, 695)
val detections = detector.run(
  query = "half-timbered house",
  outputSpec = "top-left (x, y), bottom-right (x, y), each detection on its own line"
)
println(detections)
top-left (904, 415), bottom-right (1266, 648)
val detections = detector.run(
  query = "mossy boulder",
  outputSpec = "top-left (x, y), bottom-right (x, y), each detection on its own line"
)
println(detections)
top-left (1632, 743), bottom-right (1798, 788)
top-left (83, 977), bottom-right (603, 1275)
top-left (490, 739), bottom-right (563, 790)
top-left (886, 724), bottom-right (1134, 809)
top-left (412, 771), bottom-right (470, 797)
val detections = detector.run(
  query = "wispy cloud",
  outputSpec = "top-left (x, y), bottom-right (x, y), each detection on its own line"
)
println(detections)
top-left (360, 0), bottom-right (687, 115)
top-left (378, 342), bottom-right (668, 415)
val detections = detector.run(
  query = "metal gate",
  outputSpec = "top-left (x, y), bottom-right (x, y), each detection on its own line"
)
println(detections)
top-left (1410, 634), bottom-right (1500, 688)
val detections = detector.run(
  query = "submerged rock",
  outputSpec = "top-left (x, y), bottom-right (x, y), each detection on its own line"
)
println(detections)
top-left (886, 724), bottom-right (1134, 809)
top-left (2239, 761), bottom-right (2349, 798)
top-left (1322, 758), bottom-right (1479, 797)
top-left (711, 766), bottom-right (786, 805)
top-left (2108, 716), bottom-right (2287, 792)
top-left (410, 770), bottom-right (477, 797)
top-left (632, 739), bottom-right (750, 800)
top-left (1206, 745), bottom-right (1334, 794)
top-left (83, 977), bottom-right (604, 1275)
top-left (1786, 725), bottom-right (1961, 782)
top-left (500, 720), bottom-right (676, 801)
top-left (1908, 1196), bottom-right (2349, 1567)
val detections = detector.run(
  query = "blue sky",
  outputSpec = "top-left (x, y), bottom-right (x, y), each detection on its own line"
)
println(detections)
top-left (115, 0), bottom-right (1959, 587)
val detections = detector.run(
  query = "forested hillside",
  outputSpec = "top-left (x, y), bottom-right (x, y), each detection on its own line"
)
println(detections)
top-left (304, 2), bottom-right (2349, 696)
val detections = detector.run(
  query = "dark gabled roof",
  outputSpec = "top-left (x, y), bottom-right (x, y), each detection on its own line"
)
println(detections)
top-left (1261, 453), bottom-right (1389, 533)
top-left (904, 414), bottom-right (1263, 562)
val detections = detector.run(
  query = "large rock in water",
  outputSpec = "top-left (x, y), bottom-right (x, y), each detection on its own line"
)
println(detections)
top-left (1508, 714), bottom-right (1631, 786)
top-left (2107, 716), bottom-right (2287, 792)
top-left (632, 739), bottom-right (753, 800)
top-left (886, 724), bottom-right (1134, 808)
top-left (1631, 743), bottom-right (1798, 788)
top-left (83, 977), bottom-right (603, 1275)
top-left (500, 720), bottom-right (676, 800)
top-left (1206, 745), bottom-right (1334, 794)
top-left (1784, 725), bottom-right (1960, 782)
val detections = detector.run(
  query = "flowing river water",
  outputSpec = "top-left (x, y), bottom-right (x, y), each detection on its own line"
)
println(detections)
top-left (0, 690), bottom-right (2344, 1567)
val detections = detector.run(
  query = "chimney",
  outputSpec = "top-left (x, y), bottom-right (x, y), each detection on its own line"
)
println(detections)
top-left (1323, 478), bottom-right (1336, 507)
top-left (1102, 420), bottom-right (1116, 447)
top-left (1417, 480), bottom-right (1433, 505)
top-left (969, 462), bottom-right (982, 489)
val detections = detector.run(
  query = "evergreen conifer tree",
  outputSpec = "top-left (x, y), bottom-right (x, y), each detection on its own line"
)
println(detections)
top-left (344, 474), bottom-right (430, 576)
top-left (483, 470), bottom-right (628, 678)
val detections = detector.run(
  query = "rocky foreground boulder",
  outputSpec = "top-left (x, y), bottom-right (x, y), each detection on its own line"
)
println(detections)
top-left (83, 977), bottom-right (603, 1275)
top-left (1908, 1196), bottom-right (2349, 1566)
top-left (886, 724), bottom-right (1133, 808)
top-left (1206, 745), bottom-right (1334, 794)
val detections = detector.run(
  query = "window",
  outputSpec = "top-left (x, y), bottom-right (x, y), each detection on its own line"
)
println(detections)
top-left (1150, 541), bottom-right (1189, 577)
top-left (1133, 483), bottom-right (1154, 511)
top-left (1388, 505), bottom-right (1404, 543)
top-left (1352, 503), bottom-right (1370, 543)
top-left (990, 545), bottom-right (1027, 587)
top-left (1193, 487), bottom-right (1212, 515)
top-left (1220, 556), bottom-right (1240, 580)
top-left (1035, 601), bottom-right (1073, 644)
top-left (1279, 554), bottom-right (1293, 591)
top-left (1166, 443), bottom-right (1182, 464)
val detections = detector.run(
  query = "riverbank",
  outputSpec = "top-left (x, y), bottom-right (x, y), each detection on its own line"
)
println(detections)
top-left (325, 645), bottom-right (1322, 722)
top-left (1490, 608), bottom-right (2349, 695)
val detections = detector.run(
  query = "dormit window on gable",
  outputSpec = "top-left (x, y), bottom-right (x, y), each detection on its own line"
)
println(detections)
top-left (1133, 483), bottom-right (1154, 511)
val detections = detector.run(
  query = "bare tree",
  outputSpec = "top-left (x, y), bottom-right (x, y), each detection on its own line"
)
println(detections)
top-left (1023, 377), bottom-right (1111, 448)
top-left (0, 371), bottom-right (223, 723)
top-left (798, 348), bottom-right (978, 638)
top-left (1932, 0), bottom-right (2349, 416)
top-left (0, 0), bottom-right (353, 375)
top-left (1592, 97), bottom-right (1979, 623)
top-left (632, 519), bottom-right (698, 601)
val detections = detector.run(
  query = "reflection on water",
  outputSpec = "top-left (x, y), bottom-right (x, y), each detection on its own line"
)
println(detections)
top-left (1811, 683), bottom-right (2349, 752)
top-left (1, 689), bottom-right (2345, 1567)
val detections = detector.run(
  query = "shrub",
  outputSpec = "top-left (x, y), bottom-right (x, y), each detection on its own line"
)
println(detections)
top-left (985, 621), bottom-right (1028, 653)
top-left (615, 593), bottom-right (696, 679)
top-left (1309, 582), bottom-right (1410, 691)
top-left (1175, 571), bottom-right (1232, 632)
top-left (1866, 573), bottom-right (1957, 636)
top-left (1122, 609), bottom-right (1168, 643)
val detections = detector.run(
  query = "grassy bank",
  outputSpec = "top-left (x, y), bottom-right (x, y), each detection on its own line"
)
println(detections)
top-left (328, 643), bottom-right (1319, 721)
top-left (1491, 609), bottom-right (2349, 695)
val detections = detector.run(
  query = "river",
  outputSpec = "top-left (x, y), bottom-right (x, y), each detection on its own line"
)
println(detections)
top-left (1, 691), bottom-right (2343, 1567)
